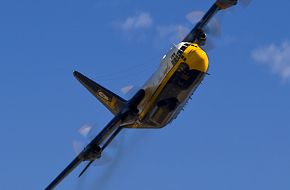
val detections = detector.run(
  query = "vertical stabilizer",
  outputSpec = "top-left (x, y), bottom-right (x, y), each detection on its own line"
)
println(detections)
top-left (73, 71), bottom-right (127, 115)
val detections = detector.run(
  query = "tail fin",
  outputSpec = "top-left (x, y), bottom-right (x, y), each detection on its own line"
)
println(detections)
top-left (73, 71), bottom-right (127, 115)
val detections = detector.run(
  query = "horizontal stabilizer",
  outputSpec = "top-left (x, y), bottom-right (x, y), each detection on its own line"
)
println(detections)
top-left (73, 71), bottom-right (127, 115)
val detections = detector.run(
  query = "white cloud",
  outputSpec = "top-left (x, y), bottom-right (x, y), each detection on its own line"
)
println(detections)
top-left (120, 12), bottom-right (153, 30)
top-left (252, 41), bottom-right (290, 81)
top-left (115, 10), bottom-right (221, 46)
top-left (155, 10), bottom-right (222, 44)
top-left (157, 25), bottom-right (190, 42)
top-left (155, 11), bottom-right (201, 42)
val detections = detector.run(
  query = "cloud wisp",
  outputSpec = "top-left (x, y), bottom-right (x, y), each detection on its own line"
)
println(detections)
top-left (251, 41), bottom-right (290, 81)
top-left (117, 11), bottom-right (190, 42)
top-left (157, 24), bottom-right (190, 42)
top-left (156, 11), bottom-right (203, 43)
top-left (115, 10), bottom-right (224, 48)
top-left (119, 12), bottom-right (153, 31)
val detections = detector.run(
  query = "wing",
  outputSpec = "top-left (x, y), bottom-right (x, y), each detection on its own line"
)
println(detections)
top-left (44, 156), bottom-right (82, 190)
top-left (44, 115), bottom-right (124, 190)
top-left (183, 0), bottom-right (238, 43)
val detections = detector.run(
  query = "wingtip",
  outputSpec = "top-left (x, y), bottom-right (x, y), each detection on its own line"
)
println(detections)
top-left (73, 70), bottom-right (82, 79)
top-left (73, 70), bottom-right (79, 77)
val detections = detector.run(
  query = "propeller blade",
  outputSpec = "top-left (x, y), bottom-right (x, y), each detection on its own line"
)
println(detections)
top-left (120, 85), bottom-right (141, 99)
top-left (72, 140), bottom-right (85, 154)
top-left (79, 161), bottom-right (94, 177)
top-left (78, 123), bottom-right (94, 137)
top-left (186, 11), bottom-right (204, 24)
top-left (186, 10), bottom-right (221, 38)
top-left (72, 124), bottom-right (124, 167)
top-left (205, 18), bottom-right (221, 37)
top-left (121, 85), bottom-right (134, 94)
top-left (203, 38), bottom-right (215, 51)
top-left (72, 123), bottom-right (96, 155)
top-left (92, 154), bottom-right (112, 166)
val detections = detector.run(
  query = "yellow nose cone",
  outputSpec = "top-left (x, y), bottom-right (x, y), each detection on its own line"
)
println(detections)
top-left (184, 44), bottom-right (209, 73)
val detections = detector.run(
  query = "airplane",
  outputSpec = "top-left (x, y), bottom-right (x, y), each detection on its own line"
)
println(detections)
top-left (45, 0), bottom-right (240, 189)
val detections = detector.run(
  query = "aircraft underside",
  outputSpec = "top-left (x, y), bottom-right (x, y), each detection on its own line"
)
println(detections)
top-left (127, 64), bottom-right (206, 129)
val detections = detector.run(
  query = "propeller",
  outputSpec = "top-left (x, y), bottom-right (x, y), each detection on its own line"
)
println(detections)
top-left (227, 0), bottom-right (252, 14)
top-left (121, 85), bottom-right (135, 95)
top-left (121, 85), bottom-right (141, 99)
top-left (185, 0), bottom-right (252, 50)
top-left (72, 123), bottom-right (94, 155)
top-left (184, 10), bottom-right (219, 51)
top-left (72, 123), bottom-right (119, 167)
top-left (186, 11), bottom-right (221, 38)
top-left (78, 124), bottom-right (93, 138)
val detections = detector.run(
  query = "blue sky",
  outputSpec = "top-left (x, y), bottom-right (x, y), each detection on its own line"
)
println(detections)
top-left (1, 0), bottom-right (290, 190)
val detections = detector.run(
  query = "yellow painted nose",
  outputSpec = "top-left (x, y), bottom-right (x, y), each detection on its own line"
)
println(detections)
top-left (184, 44), bottom-right (209, 73)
